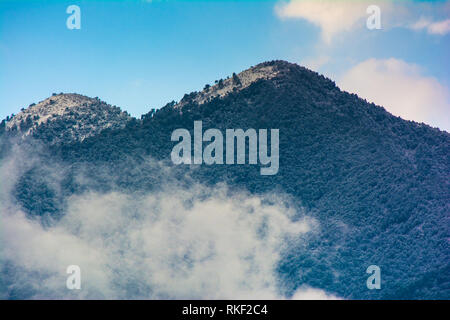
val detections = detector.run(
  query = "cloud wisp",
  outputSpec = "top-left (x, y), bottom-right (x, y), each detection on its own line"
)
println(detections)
top-left (411, 17), bottom-right (450, 35)
top-left (275, 0), bottom-right (450, 43)
top-left (275, 0), bottom-right (380, 44)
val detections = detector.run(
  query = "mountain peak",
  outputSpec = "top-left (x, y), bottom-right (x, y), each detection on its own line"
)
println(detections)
top-left (5, 93), bottom-right (131, 144)
top-left (7, 93), bottom-right (95, 130)
top-left (175, 60), bottom-right (300, 108)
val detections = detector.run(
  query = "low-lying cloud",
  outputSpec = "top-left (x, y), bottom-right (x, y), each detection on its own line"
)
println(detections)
top-left (0, 144), bottom-right (337, 299)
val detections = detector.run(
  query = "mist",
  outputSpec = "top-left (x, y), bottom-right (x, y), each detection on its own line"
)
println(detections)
top-left (0, 142), bottom-right (338, 299)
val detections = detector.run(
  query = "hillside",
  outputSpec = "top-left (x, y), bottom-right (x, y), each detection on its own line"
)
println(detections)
top-left (0, 93), bottom-right (131, 144)
top-left (2, 61), bottom-right (449, 299)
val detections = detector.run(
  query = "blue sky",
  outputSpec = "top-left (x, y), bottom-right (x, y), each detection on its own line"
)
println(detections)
top-left (1, 0), bottom-right (449, 130)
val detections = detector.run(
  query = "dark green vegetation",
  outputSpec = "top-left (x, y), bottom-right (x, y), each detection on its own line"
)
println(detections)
top-left (2, 61), bottom-right (449, 299)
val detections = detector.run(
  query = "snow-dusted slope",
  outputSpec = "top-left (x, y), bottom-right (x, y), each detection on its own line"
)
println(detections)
top-left (5, 93), bottom-right (131, 144)
top-left (175, 62), bottom-right (282, 108)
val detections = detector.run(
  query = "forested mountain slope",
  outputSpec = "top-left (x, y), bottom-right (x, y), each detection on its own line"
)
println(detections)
top-left (2, 61), bottom-right (449, 299)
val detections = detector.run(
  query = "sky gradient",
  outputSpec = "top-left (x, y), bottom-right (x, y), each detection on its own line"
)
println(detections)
top-left (1, 0), bottom-right (449, 130)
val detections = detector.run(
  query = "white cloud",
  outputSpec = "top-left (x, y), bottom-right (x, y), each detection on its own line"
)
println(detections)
top-left (339, 58), bottom-right (450, 131)
top-left (0, 187), bottom-right (320, 299)
top-left (275, 0), bottom-right (449, 42)
top-left (302, 55), bottom-right (331, 71)
top-left (291, 287), bottom-right (341, 300)
top-left (275, 0), bottom-right (373, 44)
top-left (411, 18), bottom-right (450, 35)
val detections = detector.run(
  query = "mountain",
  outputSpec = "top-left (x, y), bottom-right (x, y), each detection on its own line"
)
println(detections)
top-left (1, 61), bottom-right (449, 299)
top-left (1, 93), bottom-right (131, 144)
top-left (175, 62), bottom-right (281, 108)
